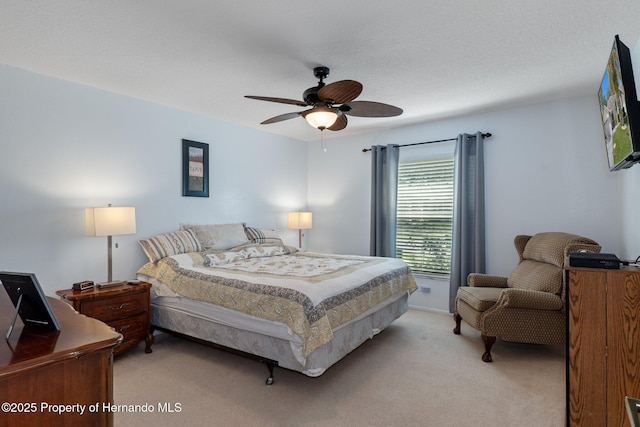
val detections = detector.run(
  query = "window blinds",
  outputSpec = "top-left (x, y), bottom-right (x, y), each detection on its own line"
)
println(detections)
top-left (396, 158), bottom-right (454, 276)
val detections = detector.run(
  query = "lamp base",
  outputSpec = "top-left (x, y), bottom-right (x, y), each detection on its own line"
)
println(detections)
top-left (97, 280), bottom-right (126, 289)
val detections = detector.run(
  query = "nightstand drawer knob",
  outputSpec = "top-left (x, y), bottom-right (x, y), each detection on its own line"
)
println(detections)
top-left (104, 303), bottom-right (130, 311)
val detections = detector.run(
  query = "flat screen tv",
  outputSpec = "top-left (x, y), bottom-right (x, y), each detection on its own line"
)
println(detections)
top-left (598, 35), bottom-right (640, 171)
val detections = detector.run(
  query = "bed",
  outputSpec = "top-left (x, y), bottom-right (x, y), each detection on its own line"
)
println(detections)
top-left (136, 223), bottom-right (417, 383)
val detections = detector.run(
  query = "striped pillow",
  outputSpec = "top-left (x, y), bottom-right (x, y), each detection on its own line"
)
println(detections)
top-left (244, 226), bottom-right (283, 245)
top-left (180, 223), bottom-right (249, 250)
top-left (139, 230), bottom-right (202, 262)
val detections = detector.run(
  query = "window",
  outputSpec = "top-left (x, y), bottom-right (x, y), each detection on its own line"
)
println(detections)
top-left (396, 157), bottom-right (454, 277)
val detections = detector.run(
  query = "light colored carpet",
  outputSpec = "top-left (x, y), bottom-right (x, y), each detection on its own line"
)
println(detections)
top-left (113, 309), bottom-right (566, 427)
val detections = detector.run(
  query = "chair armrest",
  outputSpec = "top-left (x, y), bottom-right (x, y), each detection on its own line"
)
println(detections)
top-left (467, 273), bottom-right (508, 288)
top-left (496, 288), bottom-right (563, 310)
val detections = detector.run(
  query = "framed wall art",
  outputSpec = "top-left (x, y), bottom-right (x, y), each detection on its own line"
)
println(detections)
top-left (182, 139), bottom-right (209, 197)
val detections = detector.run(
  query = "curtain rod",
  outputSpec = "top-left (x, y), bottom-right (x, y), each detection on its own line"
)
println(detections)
top-left (361, 132), bottom-right (492, 152)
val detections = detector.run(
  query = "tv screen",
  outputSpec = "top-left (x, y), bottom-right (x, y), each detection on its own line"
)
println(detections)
top-left (598, 35), bottom-right (640, 171)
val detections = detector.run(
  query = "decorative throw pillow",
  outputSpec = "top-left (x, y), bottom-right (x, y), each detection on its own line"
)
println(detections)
top-left (181, 223), bottom-right (249, 250)
top-left (244, 226), bottom-right (283, 245)
top-left (139, 229), bottom-right (202, 262)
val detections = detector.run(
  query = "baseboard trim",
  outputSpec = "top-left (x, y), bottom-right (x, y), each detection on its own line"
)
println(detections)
top-left (408, 304), bottom-right (451, 315)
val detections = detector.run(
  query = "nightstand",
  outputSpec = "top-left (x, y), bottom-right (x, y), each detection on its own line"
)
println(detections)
top-left (56, 282), bottom-right (153, 356)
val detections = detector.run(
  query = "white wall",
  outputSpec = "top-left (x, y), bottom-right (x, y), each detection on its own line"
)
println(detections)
top-left (0, 65), bottom-right (308, 296)
top-left (307, 95), bottom-right (622, 312)
top-left (0, 61), bottom-right (630, 313)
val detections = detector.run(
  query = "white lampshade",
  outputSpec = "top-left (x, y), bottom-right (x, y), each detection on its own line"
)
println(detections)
top-left (303, 107), bottom-right (338, 130)
top-left (288, 212), bottom-right (313, 230)
top-left (86, 206), bottom-right (136, 237)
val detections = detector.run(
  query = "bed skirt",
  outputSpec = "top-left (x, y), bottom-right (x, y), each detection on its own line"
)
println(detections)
top-left (150, 291), bottom-right (410, 377)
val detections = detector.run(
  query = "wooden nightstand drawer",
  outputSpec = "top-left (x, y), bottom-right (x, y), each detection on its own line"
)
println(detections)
top-left (81, 292), bottom-right (147, 322)
top-left (109, 313), bottom-right (147, 355)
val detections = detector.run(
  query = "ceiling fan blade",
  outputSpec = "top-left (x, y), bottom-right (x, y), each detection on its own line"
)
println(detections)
top-left (318, 80), bottom-right (363, 104)
top-left (245, 95), bottom-right (307, 107)
top-left (328, 114), bottom-right (347, 131)
top-left (341, 101), bottom-right (403, 117)
top-left (260, 111), bottom-right (305, 124)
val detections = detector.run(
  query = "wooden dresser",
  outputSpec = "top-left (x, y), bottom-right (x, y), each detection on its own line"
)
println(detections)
top-left (0, 291), bottom-right (122, 427)
top-left (56, 282), bottom-right (153, 356)
top-left (567, 266), bottom-right (640, 426)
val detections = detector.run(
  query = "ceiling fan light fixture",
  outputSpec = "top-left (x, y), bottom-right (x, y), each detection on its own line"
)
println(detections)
top-left (246, 66), bottom-right (403, 133)
top-left (303, 107), bottom-right (338, 130)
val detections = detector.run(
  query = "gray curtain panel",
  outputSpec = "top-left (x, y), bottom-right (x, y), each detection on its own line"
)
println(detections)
top-left (370, 144), bottom-right (399, 257)
top-left (449, 132), bottom-right (486, 312)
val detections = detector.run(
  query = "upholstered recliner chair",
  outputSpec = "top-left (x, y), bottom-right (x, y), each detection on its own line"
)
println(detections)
top-left (453, 232), bottom-right (600, 362)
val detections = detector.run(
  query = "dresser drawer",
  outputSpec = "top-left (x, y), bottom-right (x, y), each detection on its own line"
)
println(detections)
top-left (81, 292), bottom-right (147, 322)
top-left (109, 314), bottom-right (147, 355)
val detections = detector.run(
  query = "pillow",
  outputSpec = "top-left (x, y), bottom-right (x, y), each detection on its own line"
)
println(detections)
top-left (244, 226), bottom-right (283, 245)
top-left (507, 260), bottom-right (563, 294)
top-left (522, 232), bottom-right (599, 268)
top-left (139, 229), bottom-right (202, 262)
top-left (181, 223), bottom-right (249, 250)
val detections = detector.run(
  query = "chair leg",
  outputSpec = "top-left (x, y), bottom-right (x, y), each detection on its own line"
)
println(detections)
top-left (481, 335), bottom-right (496, 362)
top-left (453, 313), bottom-right (462, 335)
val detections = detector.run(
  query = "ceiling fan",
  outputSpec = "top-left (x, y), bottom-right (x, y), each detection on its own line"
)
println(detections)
top-left (245, 66), bottom-right (403, 132)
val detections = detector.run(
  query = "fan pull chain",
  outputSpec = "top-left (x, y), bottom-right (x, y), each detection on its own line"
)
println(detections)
top-left (320, 129), bottom-right (327, 152)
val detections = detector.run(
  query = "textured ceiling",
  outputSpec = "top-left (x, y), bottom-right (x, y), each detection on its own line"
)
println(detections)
top-left (1, 1), bottom-right (640, 141)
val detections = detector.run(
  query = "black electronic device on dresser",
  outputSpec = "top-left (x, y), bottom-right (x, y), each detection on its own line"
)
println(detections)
top-left (569, 252), bottom-right (621, 269)
top-left (72, 280), bottom-right (95, 291)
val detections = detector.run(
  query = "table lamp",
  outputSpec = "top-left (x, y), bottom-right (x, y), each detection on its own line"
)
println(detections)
top-left (288, 211), bottom-right (312, 248)
top-left (85, 205), bottom-right (136, 287)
